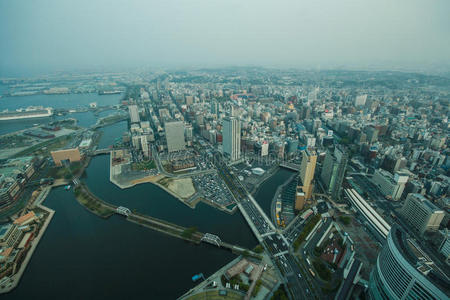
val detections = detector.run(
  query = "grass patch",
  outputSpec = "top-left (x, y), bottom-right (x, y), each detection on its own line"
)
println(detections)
top-left (271, 285), bottom-right (289, 300)
top-left (293, 214), bottom-right (321, 251)
top-left (46, 161), bottom-right (83, 179)
top-left (181, 226), bottom-right (198, 239)
top-left (253, 244), bottom-right (264, 253)
top-left (131, 160), bottom-right (156, 171)
top-left (13, 134), bottom-right (73, 158)
top-left (338, 215), bottom-right (352, 225)
top-left (74, 187), bottom-right (114, 218)
top-left (312, 259), bottom-right (332, 281)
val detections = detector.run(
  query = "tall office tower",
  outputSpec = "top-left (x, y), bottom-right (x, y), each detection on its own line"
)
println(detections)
top-left (354, 94), bottom-right (367, 107)
top-left (307, 87), bottom-right (319, 104)
top-left (320, 146), bottom-right (348, 201)
top-left (223, 117), bottom-right (241, 161)
top-left (210, 101), bottom-right (219, 115)
top-left (185, 95), bottom-right (194, 106)
top-left (401, 193), bottom-right (445, 235)
top-left (368, 224), bottom-right (449, 300)
top-left (128, 105), bottom-right (140, 123)
top-left (296, 149), bottom-right (317, 210)
top-left (140, 135), bottom-right (149, 158)
top-left (165, 121), bottom-right (185, 153)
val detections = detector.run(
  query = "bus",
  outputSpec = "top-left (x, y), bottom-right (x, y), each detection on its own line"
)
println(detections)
top-left (309, 268), bottom-right (316, 277)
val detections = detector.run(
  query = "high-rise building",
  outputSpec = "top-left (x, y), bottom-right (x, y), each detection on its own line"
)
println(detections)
top-left (140, 135), bottom-right (149, 158)
top-left (354, 94), bottom-right (367, 107)
top-left (368, 224), bottom-right (449, 300)
top-left (296, 149), bottom-right (317, 210)
top-left (223, 117), bottom-right (240, 161)
top-left (128, 105), bottom-right (140, 123)
top-left (210, 101), bottom-right (219, 115)
top-left (401, 193), bottom-right (445, 235)
top-left (165, 121), bottom-right (185, 152)
top-left (320, 146), bottom-right (348, 200)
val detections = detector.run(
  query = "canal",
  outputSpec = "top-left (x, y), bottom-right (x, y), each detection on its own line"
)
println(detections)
top-left (3, 188), bottom-right (236, 300)
top-left (3, 120), bottom-right (295, 299)
top-left (254, 168), bottom-right (296, 217)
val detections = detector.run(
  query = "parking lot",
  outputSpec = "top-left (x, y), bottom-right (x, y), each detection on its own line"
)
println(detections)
top-left (191, 173), bottom-right (235, 208)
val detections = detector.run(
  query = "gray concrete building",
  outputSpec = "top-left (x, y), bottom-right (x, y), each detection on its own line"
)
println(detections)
top-left (165, 121), bottom-right (185, 152)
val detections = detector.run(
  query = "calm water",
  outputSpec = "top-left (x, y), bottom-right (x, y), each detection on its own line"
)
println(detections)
top-left (83, 155), bottom-right (257, 248)
top-left (254, 168), bottom-right (296, 217)
top-left (3, 121), bottom-right (290, 299)
top-left (97, 121), bottom-right (128, 149)
top-left (0, 93), bottom-right (122, 135)
top-left (0, 93), bottom-right (123, 111)
top-left (3, 188), bottom-right (236, 300)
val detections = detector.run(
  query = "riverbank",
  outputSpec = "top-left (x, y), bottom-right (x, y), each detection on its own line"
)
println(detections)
top-left (73, 184), bottom-right (115, 218)
top-left (270, 173), bottom-right (297, 227)
top-left (250, 165), bottom-right (280, 196)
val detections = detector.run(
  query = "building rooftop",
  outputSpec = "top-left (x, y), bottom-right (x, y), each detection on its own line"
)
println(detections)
top-left (391, 224), bottom-right (450, 293)
top-left (409, 193), bottom-right (442, 212)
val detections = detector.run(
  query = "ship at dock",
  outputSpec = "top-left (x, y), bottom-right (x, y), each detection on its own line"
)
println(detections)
top-left (0, 106), bottom-right (53, 121)
top-left (98, 90), bottom-right (122, 95)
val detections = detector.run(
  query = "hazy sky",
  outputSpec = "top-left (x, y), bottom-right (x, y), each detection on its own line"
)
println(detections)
top-left (1, 0), bottom-right (449, 76)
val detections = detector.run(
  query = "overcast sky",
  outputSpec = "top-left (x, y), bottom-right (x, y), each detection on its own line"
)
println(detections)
top-left (1, 0), bottom-right (449, 76)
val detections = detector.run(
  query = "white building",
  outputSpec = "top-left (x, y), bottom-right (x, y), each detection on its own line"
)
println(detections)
top-left (355, 94), bottom-right (367, 107)
top-left (371, 169), bottom-right (408, 201)
top-left (401, 193), bottom-right (445, 235)
top-left (223, 117), bottom-right (241, 161)
top-left (261, 141), bottom-right (269, 156)
top-left (140, 135), bottom-right (149, 157)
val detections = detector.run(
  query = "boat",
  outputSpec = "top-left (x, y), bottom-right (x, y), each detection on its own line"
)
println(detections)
top-left (65, 185), bottom-right (71, 191)
top-left (98, 90), bottom-right (122, 95)
top-left (0, 106), bottom-right (53, 121)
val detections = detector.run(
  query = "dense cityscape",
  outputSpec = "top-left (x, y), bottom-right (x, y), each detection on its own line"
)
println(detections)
top-left (1, 0), bottom-right (450, 299)
top-left (0, 67), bottom-right (449, 299)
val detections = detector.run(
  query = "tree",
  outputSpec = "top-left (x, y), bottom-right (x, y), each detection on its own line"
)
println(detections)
top-left (253, 244), bottom-right (264, 253)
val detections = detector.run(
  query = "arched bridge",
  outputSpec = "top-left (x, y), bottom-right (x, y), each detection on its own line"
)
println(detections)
top-left (116, 206), bottom-right (131, 216)
top-left (201, 233), bottom-right (222, 246)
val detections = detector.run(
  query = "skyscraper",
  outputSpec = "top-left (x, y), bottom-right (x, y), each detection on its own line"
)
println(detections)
top-left (128, 105), bottom-right (140, 123)
top-left (223, 117), bottom-right (240, 161)
top-left (320, 146), bottom-right (348, 200)
top-left (165, 121), bottom-right (185, 152)
top-left (368, 224), bottom-right (449, 300)
top-left (296, 149), bottom-right (317, 210)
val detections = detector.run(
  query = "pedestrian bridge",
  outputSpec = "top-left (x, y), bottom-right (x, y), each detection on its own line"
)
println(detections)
top-left (279, 162), bottom-right (300, 171)
top-left (116, 206), bottom-right (131, 216)
top-left (201, 233), bottom-right (222, 246)
top-left (91, 148), bottom-right (111, 156)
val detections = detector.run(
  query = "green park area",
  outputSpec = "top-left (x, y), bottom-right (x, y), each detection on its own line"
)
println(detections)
top-left (181, 226), bottom-right (198, 239)
top-left (293, 214), bottom-right (322, 251)
top-left (185, 290), bottom-right (244, 300)
top-left (47, 161), bottom-right (83, 180)
top-left (131, 160), bottom-right (156, 171)
top-left (338, 215), bottom-right (352, 225)
top-left (73, 186), bottom-right (114, 218)
top-left (312, 259), bottom-right (332, 281)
